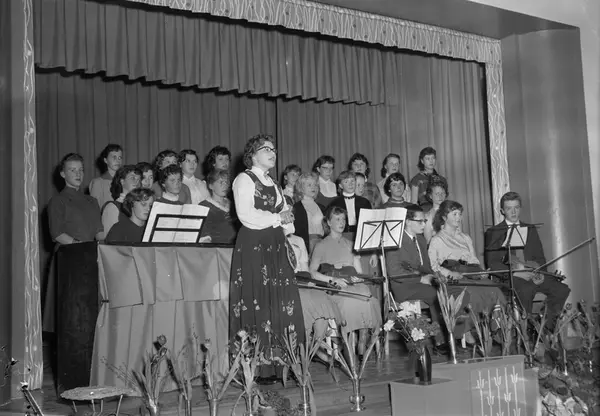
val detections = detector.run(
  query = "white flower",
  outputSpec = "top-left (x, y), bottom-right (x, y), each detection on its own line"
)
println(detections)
top-left (411, 328), bottom-right (425, 342)
top-left (383, 320), bottom-right (395, 332)
top-left (397, 309), bottom-right (412, 319)
top-left (237, 330), bottom-right (248, 341)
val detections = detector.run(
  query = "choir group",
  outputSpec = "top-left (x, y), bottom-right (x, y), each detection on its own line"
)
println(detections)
top-left (46, 134), bottom-right (571, 378)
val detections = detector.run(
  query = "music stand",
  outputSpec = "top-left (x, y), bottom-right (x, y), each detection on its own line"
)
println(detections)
top-left (354, 208), bottom-right (407, 354)
top-left (146, 213), bottom-right (207, 243)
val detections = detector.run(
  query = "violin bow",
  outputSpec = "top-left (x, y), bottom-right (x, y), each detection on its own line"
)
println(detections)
top-left (532, 237), bottom-right (596, 273)
top-left (296, 283), bottom-right (372, 300)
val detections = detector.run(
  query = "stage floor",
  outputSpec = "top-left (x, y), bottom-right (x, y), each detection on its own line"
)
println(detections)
top-left (0, 340), bottom-right (474, 416)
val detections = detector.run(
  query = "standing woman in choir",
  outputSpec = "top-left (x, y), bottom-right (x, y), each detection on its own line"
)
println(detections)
top-left (155, 165), bottom-right (185, 205)
top-left (136, 162), bottom-right (154, 190)
top-left (203, 145), bottom-right (232, 177)
top-left (101, 165), bottom-right (141, 236)
top-left (423, 176), bottom-right (449, 243)
top-left (281, 164), bottom-right (301, 207)
top-left (348, 153), bottom-right (382, 208)
top-left (292, 172), bottom-right (325, 252)
top-left (89, 144), bottom-right (123, 209)
top-left (410, 147), bottom-right (445, 206)
top-left (199, 169), bottom-right (239, 245)
top-left (45, 153), bottom-right (104, 332)
top-left (180, 149), bottom-right (210, 205)
top-left (152, 150), bottom-right (192, 203)
top-left (378, 153), bottom-right (411, 204)
top-left (230, 134), bottom-right (305, 378)
top-left (312, 155), bottom-right (337, 207)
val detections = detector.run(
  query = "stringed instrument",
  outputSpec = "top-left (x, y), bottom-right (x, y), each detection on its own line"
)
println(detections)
top-left (317, 263), bottom-right (384, 285)
top-left (294, 271), bottom-right (372, 299)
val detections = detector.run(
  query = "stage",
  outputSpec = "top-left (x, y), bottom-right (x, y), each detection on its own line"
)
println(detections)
top-left (1, 341), bottom-right (464, 416)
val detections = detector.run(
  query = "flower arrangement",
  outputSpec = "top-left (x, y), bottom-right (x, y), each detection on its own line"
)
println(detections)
top-left (273, 326), bottom-right (327, 414)
top-left (203, 338), bottom-right (241, 406)
top-left (491, 304), bottom-right (516, 357)
top-left (133, 335), bottom-right (170, 416)
top-left (167, 333), bottom-right (204, 416)
top-left (230, 330), bottom-right (270, 415)
top-left (575, 301), bottom-right (599, 356)
top-left (384, 302), bottom-right (440, 355)
top-left (467, 306), bottom-right (494, 358)
top-left (437, 283), bottom-right (467, 363)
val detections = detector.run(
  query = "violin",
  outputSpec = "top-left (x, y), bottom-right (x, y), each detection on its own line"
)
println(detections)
top-left (505, 259), bottom-right (566, 284)
top-left (440, 259), bottom-right (488, 283)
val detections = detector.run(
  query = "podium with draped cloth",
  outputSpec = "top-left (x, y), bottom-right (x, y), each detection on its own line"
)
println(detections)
top-left (55, 242), bottom-right (233, 391)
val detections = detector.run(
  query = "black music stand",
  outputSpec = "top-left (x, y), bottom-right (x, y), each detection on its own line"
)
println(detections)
top-left (146, 213), bottom-right (207, 243)
top-left (354, 209), bottom-right (406, 354)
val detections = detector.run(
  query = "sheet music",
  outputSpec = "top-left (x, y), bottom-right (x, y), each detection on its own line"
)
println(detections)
top-left (502, 225), bottom-right (528, 248)
top-left (353, 207), bottom-right (407, 251)
top-left (142, 202), bottom-right (209, 243)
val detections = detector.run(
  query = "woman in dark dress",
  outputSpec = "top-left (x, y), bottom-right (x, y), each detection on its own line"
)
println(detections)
top-left (105, 188), bottom-right (155, 243)
top-left (199, 169), bottom-right (238, 245)
top-left (410, 147), bottom-right (446, 206)
top-left (230, 134), bottom-right (305, 379)
top-left (101, 165), bottom-right (141, 236)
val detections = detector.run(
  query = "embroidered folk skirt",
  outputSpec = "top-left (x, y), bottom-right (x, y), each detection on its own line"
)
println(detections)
top-left (229, 225), bottom-right (306, 359)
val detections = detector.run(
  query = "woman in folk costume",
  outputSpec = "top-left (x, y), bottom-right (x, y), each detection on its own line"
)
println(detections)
top-left (229, 134), bottom-right (305, 380)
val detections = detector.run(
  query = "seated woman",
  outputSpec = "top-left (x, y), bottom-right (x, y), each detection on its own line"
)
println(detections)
top-left (310, 206), bottom-right (381, 355)
top-left (423, 176), bottom-right (449, 243)
top-left (151, 150), bottom-right (192, 203)
top-left (105, 188), bottom-right (155, 243)
top-left (428, 200), bottom-right (506, 317)
top-left (155, 165), bottom-right (185, 205)
top-left (381, 173), bottom-right (411, 208)
top-left (293, 172), bottom-right (325, 252)
top-left (199, 169), bottom-right (239, 244)
top-left (287, 231), bottom-right (342, 338)
top-left (101, 165), bottom-right (141, 236)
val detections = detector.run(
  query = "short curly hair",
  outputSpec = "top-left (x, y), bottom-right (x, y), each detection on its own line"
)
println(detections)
top-left (153, 149), bottom-right (178, 177)
top-left (347, 153), bottom-right (371, 178)
top-left (122, 188), bottom-right (155, 218)
top-left (158, 164), bottom-right (183, 191)
top-left (383, 172), bottom-right (406, 197)
top-left (312, 155), bottom-right (335, 173)
top-left (178, 149), bottom-right (199, 165)
top-left (242, 134), bottom-right (274, 169)
top-left (204, 146), bottom-right (232, 173)
top-left (294, 172), bottom-right (319, 201)
top-left (426, 175), bottom-right (449, 199)
top-left (110, 165), bottom-right (141, 200)
top-left (432, 200), bottom-right (463, 232)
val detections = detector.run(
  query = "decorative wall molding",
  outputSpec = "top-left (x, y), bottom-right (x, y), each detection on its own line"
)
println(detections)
top-left (22, 0), bottom-right (42, 390)
top-left (121, 0), bottom-right (509, 221)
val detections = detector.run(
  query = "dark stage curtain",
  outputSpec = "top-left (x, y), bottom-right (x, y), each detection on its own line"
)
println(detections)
top-left (36, 59), bottom-right (492, 273)
top-left (276, 54), bottom-right (492, 256)
top-left (34, 0), bottom-right (399, 105)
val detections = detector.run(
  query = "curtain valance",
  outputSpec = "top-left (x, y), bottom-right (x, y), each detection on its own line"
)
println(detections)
top-left (34, 0), bottom-right (400, 105)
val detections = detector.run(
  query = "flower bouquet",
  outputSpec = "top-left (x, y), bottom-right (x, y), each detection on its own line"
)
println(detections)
top-left (203, 338), bottom-right (242, 416)
top-left (437, 282), bottom-right (467, 363)
top-left (230, 330), bottom-right (270, 416)
top-left (384, 302), bottom-right (440, 384)
top-left (273, 326), bottom-right (327, 415)
top-left (318, 321), bottom-right (382, 411)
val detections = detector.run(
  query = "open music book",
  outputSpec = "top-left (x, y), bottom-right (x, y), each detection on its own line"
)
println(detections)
top-left (142, 202), bottom-right (209, 243)
top-left (354, 207), bottom-right (407, 251)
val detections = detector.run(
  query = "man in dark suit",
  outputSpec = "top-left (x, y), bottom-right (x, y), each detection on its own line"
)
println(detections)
top-left (484, 191), bottom-right (570, 328)
top-left (327, 170), bottom-right (371, 234)
top-left (387, 205), bottom-right (468, 348)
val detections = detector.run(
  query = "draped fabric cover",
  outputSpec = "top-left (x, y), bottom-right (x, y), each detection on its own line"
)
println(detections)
top-left (34, 0), bottom-right (398, 105)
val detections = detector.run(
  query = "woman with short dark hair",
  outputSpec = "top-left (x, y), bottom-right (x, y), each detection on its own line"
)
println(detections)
top-left (155, 165), bottom-right (185, 205)
top-left (89, 144), bottom-right (123, 208)
top-left (381, 172), bottom-right (410, 208)
top-left (105, 188), bottom-right (155, 243)
top-left (229, 134), bottom-right (305, 380)
top-left (101, 165), bottom-right (141, 235)
top-left (198, 169), bottom-right (238, 244)
top-left (151, 149), bottom-right (192, 203)
top-left (410, 147), bottom-right (446, 206)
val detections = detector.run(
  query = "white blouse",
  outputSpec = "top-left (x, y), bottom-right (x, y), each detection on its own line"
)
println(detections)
top-left (302, 199), bottom-right (324, 235)
top-left (183, 175), bottom-right (210, 205)
top-left (233, 166), bottom-right (294, 234)
top-left (319, 176), bottom-right (337, 198)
